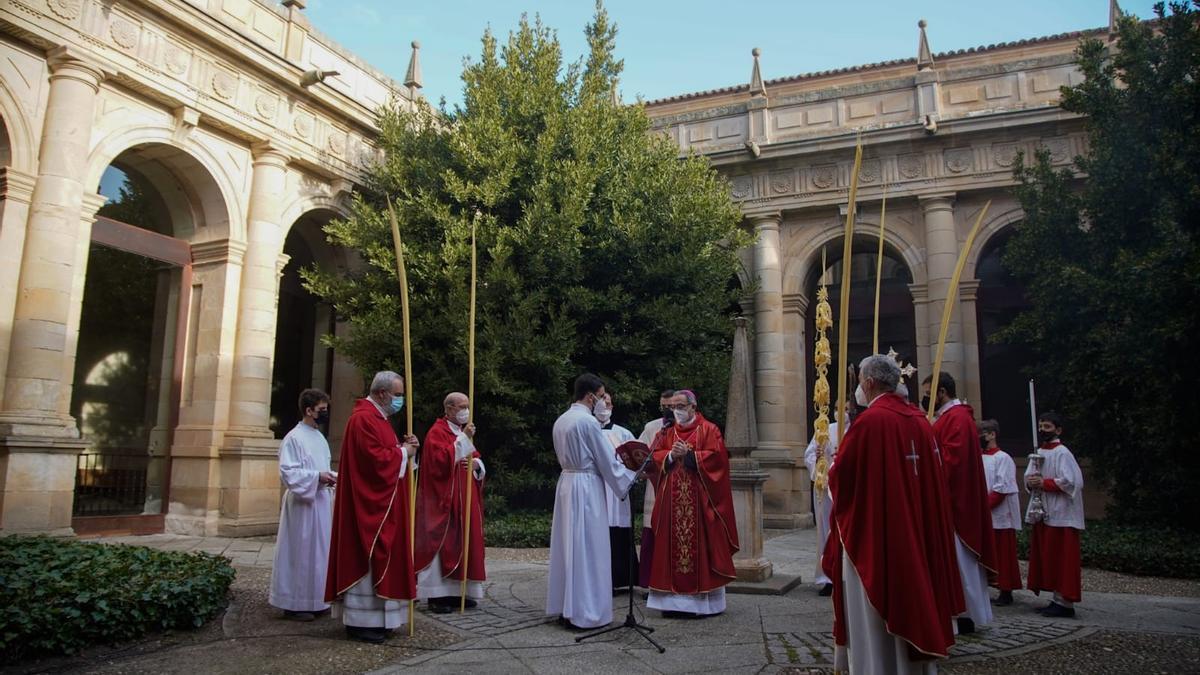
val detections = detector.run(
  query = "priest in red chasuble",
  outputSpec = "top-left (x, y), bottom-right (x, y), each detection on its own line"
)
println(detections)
top-left (414, 392), bottom-right (486, 614)
top-left (923, 371), bottom-right (997, 634)
top-left (645, 389), bottom-right (738, 618)
top-left (824, 355), bottom-right (963, 674)
top-left (325, 371), bottom-right (420, 644)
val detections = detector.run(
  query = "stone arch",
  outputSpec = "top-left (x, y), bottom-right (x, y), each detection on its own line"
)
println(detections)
top-left (84, 127), bottom-right (240, 242)
top-left (0, 77), bottom-right (36, 173)
top-left (965, 205), bottom-right (1025, 280)
top-left (277, 193), bottom-right (353, 270)
top-left (783, 217), bottom-right (925, 296)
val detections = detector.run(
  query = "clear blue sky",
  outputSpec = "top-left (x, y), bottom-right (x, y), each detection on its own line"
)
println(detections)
top-left (300, 0), bottom-right (1159, 109)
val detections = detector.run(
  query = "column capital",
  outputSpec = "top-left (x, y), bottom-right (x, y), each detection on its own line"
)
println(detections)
top-left (251, 141), bottom-right (289, 168)
top-left (782, 292), bottom-right (808, 315)
top-left (918, 193), bottom-right (956, 211)
top-left (81, 192), bottom-right (108, 219)
top-left (46, 46), bottom-right (107, 92)
top-left (907, 281), bottom-right (929, 302)
top-left (747, 211), bottom-right (783, 230)
top-left (192, 239), bottom-right (247, 268)
top-left (958, 279), bottom-right (981, 302)
top-left (0, 167), bottom-right (38, 203)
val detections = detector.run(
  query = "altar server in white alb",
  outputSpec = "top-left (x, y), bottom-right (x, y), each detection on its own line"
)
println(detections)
top-left (596, 392), bottom-right (638, 592)
top-left (803, 412), bottom-right (844, 596)
top-left (1025, 412), bottom-right (1085, 618)
top-left (979, 419), bottom-right (1022, 605)
top-left (269, 388), bottom-right (337, 621)
top-left (546, 374), bottom-right (637, 630)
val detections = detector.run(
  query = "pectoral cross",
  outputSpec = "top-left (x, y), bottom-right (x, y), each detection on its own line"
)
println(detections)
top-left (905, 441), bottom-right (920, 476)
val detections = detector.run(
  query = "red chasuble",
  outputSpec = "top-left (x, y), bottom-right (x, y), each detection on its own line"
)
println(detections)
top-left (822, 393), bottom-right (963, 659)
top-left (646, 413), bottom-right (739, 594)
top-left (325, 399), bottom-right (415, 602)
top-left (932, 403), bottom-right (997, 573)
top-left (414, 418), bottom-right (486, 583)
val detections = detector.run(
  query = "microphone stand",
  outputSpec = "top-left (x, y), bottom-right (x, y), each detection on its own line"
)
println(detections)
top-left (577, 449), bottom-right (666, 653)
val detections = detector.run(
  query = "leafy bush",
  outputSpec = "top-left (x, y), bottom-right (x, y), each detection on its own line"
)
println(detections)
top-left (485, 510), bottom-right (553, 548)
top-left (1016, 521), bottom-right (1200, 579)
top-left (0, 536), bottom-right (235, 661)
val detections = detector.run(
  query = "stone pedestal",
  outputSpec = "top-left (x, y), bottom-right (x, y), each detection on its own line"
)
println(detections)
top-left (0, 430), bottom-right (86, 535)
top-left (724, 317), bottom-right (773, 583)
top-left (218, 437), bottom-right (281, 536)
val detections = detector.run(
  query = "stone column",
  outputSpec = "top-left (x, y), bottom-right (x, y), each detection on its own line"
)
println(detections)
top-left (725, 317), bottom-right (772, 582)
top-left (219, 143), bottom-right (290, 536)
top-left (0, 167), bottom-right (37, 410)
top-left (0, 48), bottom-right (105, 534)
top-left (782, 292), bottom-right (812, 522)
top-left (959, 280), bottom-right (983, 408)
top-left (919, 194), bottom-right (966, 387)
top-left (750, 212), bottom-right (801, 528)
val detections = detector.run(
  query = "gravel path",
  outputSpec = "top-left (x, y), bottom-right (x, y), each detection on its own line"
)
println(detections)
top-left (4, 566), bottom-right (461, 675)
top-left (942, 630), bottom-right (1200, 674)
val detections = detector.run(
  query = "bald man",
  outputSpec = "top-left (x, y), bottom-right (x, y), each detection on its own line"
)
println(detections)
top-left (414, 392), bottom-right (487, 613)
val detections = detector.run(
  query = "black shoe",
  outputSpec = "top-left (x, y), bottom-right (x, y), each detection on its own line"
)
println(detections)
top-left (1036, 602), bottom-right (1055, 615)
top-left (282, 610), bottom-right (315, 622)
top-left (956, 617), bottom-right (975, 635)
top-left (818, 583), bottom-right (833, 597)
top-left (557, 616), bottom-right (588, 631)
top-left (345, 626), bottom-right (386, 644)
top-left (429, 602), bottom-right (453, 614)
top-left (1040, 602), bottom-right (1076, 618)
top-left (464, 598), bottom-right (478, 609)
top-left (994, 590), bottom-right (1014, 606)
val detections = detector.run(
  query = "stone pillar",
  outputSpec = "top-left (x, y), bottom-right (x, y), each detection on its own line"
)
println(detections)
top-left (959, 280), bottom-right (983, 409)
top-left (919, 194), bottom-right (966, 387)
top-left (782, 292), bottom-right (812, 521)
top-left (725, 317), bottom-right (772, 582)
top-left (0, 167), bottom-right (37, 410)
top-left (750, 212), bottom-right (802, 528)
top-left (219, 143), bottom-right (290, 536)
top-left (0, 48), bottom-right (105, 534)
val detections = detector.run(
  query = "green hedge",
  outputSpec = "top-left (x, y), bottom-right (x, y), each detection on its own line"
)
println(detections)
top-left (484, 510), bottom-right (644, 548)
top-left (1016, 521), bottom-right (1200, 579)
top-left (0, 536), bottom-right (235, 661)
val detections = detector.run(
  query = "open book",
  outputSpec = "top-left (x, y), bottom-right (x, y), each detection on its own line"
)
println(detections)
top-left (614, 440), bottom-right (651, 471)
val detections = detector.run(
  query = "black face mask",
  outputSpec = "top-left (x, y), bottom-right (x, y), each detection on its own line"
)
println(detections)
top-left (979, 435), bottom-right (989, 448)
top-left (920, 395), bottom-right (931, 412)
top-left (1037, 430), bottom-right (1057, 444)
top-left (316, 409), bottom-right (331, 425)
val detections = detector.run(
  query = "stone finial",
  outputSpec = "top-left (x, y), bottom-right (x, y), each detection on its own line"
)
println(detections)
top-left (404, 40), bottom-right (423, 90)
top-left (724, 316), bottom-right (758, 456)
top-left (916, 19), bottom-right (934, 71)
top-left (749, 47), bottom-right (766, 98)
top-left (1108, 0), bottom-right (1122, 38)
top-left (282, 0), bottom-right (307, 8)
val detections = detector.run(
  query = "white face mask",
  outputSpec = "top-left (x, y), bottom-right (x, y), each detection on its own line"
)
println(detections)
top-left (595, 409), bottom-right (612, 424)
top-left (592, 396), bottom-right (609, 416)
top-left (673, 408), bottom-right (692, 425)
top-left (453, 408), bottom-right (470, 425)
top-left (854, 383), bottom-right (869, 407)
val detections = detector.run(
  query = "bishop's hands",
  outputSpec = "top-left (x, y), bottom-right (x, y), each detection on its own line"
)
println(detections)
top-left (670, 440), bottom-right (690, 461)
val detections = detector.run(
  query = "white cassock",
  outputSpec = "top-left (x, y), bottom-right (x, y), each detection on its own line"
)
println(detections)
top-left (546, 403), bottom-right (636, 628)
top-left (803, 420), bottom-right (842, 586)
top-left (982, 449), bottom-right (1021, 530)
top-left (417, 421), bottom-right (486, 601)
top-left (1023, 444), bottom-right (1085, 529)
top-left (637, 418), bottom-right (665, 523)
top-left (837, 558), bottom-right (938, 675)
top-left (269, 422), bottom-right (334, 613)
top-left (602, 424), bottom-right (636, 527)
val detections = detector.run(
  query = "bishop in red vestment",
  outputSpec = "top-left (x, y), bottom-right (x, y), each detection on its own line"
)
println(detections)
top-left (823, 355), bottom-right (962, 674)
top-left (924, 371), bottom-right (997, 633)
top-left (325, 372), bottom-right (419, 644)
top-left (645, 390), bottom-right (738, 618)
top-left (414, 392), bottom-right (486, 613)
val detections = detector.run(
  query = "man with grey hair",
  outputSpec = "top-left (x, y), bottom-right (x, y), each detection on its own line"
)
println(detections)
top-left (823, 354), bottom-right (962, 673)
top-left (325, 371), bottom-right (420, 644)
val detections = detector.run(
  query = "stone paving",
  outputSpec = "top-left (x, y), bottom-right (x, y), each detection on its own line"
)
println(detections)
top-left (93, 528), bottom-right (1200, 674)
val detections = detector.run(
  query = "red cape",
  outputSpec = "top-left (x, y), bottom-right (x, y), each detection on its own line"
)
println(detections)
top-left (646, 414), bottom-right (739, 594)
top-left (932, 403), bottom-right (997, 572)
top-left (325, 398), bottom-right (415, 602)
top-left (414, 418), bottom-right (486, 582)
top-left (822, 393), bottom-right (963, 659)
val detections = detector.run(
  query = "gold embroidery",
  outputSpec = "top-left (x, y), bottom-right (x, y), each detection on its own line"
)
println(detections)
top-left (673, 472), bottom-right (696, 575)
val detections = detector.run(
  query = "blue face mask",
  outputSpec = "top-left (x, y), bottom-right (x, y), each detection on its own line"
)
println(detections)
top-left (389, 394), bottom-right (405, 415)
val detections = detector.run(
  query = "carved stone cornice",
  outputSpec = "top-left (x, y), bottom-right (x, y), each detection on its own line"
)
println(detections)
top-left (191, 239), bottom-right (247, 268)
top-left (958, 279), bottom-right (981, 303)
top-left (782, 292), bottom-right (808, 316)
top-left (0, 168), bottom-right (38, 203)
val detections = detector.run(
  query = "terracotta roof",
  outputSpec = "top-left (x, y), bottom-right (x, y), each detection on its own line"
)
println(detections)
top-left (644, 26), bottom-right (1107, 107)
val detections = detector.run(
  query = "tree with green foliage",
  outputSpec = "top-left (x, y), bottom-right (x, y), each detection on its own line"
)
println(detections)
top-left (1002, 2), bottom-right (1199, 528)
top-left (304, 6), bottom-right (749, 509)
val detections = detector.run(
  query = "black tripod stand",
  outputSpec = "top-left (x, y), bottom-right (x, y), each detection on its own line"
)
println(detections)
top-left (576, 453), bottom-right (665, 653)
